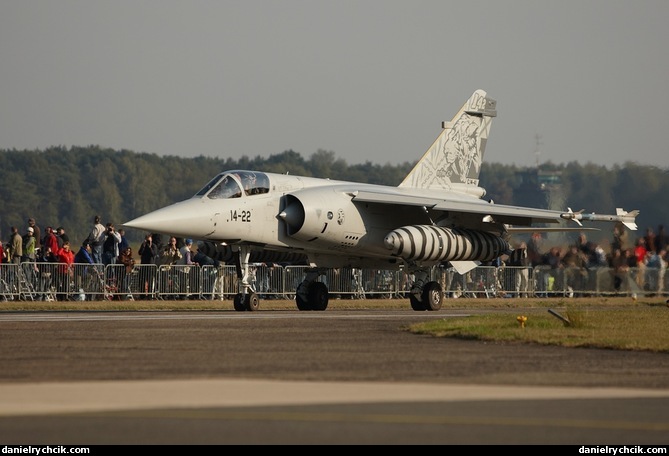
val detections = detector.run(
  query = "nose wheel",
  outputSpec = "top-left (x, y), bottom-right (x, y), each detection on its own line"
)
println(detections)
top-left (234, 292), bottom-right (260, 311)
top-left (232, 245), bottom-right (261, 311)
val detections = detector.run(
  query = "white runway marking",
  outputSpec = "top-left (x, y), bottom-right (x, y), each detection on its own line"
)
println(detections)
top-left (2, 378), bottom-right (669, 417)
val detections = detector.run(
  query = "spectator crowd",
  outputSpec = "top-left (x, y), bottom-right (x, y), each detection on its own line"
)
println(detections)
top-left (1, 216), bottom-right (667, 299)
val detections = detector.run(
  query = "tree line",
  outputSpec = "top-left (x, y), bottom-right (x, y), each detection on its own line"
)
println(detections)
top-left (0, 145), bottom-right (666, 249)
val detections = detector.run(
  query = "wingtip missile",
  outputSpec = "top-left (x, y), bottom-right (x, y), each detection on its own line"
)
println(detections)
top-left (560, 207), bottom-right (639, 230)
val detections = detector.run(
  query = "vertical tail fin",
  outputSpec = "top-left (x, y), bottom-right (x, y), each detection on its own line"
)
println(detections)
top-left (399, 90), bottom-right (497, 195)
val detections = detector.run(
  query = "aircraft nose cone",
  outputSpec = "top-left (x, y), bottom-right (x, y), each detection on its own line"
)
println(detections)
top-left (122, 198), bottom-right (210, 238)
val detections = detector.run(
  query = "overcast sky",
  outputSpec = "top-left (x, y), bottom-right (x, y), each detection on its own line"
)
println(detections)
top-left (1, 0), bottom-right (667, 169)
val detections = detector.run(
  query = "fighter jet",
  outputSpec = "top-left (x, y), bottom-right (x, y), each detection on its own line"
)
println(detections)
top-left (124, 90), bottom-right (638, 312)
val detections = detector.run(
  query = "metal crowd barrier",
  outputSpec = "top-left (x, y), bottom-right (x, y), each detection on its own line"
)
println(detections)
top-left (0, 262), bottom-right (666, 302)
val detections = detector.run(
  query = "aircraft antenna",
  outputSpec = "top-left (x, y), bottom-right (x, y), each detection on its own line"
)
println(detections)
top-left (534, 133), bottom-right (543, 168)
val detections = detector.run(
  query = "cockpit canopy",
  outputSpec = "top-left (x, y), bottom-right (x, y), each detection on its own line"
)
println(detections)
top-left (195, 170), bottom-right (270, 199)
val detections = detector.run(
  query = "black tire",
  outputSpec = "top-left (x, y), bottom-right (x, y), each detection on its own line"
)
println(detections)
top-left (245, 292), bottom-right (260, 311)
top-left (295, 283), bottom-right (311, 310)
top-left (233, 293), bottom-right (246, 311)
top-left (421, 281), bottom-right (443, 311)
top-left (308, 282), bottom-right (329, 311)
top-left (409, 293), bottom-right (426, 311)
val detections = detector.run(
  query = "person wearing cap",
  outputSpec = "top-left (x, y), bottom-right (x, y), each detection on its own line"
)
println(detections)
top-left (21, 226), bottom-right (38, 294)
top-left (177, 239), bottom-right (195, 266)
top-left (23, 226), bottom-right (37, 263)
top-left (56, 227), bottom-right (69, 249)
top-left (27, 218), bottom-right (41, 253)
top-left (43, 226), bottom-right (59, 262)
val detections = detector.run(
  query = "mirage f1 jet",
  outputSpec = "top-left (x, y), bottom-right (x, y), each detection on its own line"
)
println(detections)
top-left (123, 90), bottom-right (638, 312)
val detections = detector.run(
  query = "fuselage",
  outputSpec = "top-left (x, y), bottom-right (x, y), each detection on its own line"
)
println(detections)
top-left (124, 170), bottom-right (506, 269)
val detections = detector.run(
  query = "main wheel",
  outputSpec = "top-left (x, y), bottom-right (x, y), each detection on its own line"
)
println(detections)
top-left (308, 282), bottom-right (329, 311)
top-left (421, 281), bottom-right (443, 311)
top-left (233, 293), bottom-right (246, 311)
top-left (295, 283), bottom-right (311, 310)
top-left (245, 292), bottom-right (260, 311)
top-left (409, 293), bottom-right (426, 311)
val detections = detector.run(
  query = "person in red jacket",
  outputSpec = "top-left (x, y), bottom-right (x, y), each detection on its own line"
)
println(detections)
top-left (42, 226), bottom-right (60, 262)
top-left (54, 241), bottom-right (75, 301)
top-left (633, 237), bottom-right (648, 290)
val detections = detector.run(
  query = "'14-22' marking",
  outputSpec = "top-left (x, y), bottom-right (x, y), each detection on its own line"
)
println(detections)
top-left (230, 210), bottom-right (251, 222)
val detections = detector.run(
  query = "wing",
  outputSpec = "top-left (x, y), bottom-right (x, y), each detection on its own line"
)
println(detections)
top-left (350, 189), bottom-right (638, 231)
top-left (351, 190), bottom-right (564, 227)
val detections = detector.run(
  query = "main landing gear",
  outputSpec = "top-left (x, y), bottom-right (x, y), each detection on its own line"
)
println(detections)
top-left (232, 246), bottom-right (441, 312)
top-left (295, 269), bottom-right (329, 311)
top-left (408, 270), bottom-right (443, 311)
top-left (292, 268), bottom-right (442, 311)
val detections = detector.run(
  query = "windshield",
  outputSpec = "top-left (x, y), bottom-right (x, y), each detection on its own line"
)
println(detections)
top-left (196, 171), bottom-right (270, 200)
top-left (195, 173), bottom-right (225, 197)
top-left (206, 174), bottom-right (242, 199)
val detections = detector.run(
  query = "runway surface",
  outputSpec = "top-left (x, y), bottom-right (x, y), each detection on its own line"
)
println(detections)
top-left (1, 309), bottom-right (669, 444)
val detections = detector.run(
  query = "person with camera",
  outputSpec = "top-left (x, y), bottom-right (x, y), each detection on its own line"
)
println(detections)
top-left (101, 223), bottom-right (122, 267)
top-left (138, 234), bottom-right (159, 265)
top-left (138, 234), bottom-right (160, 299)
